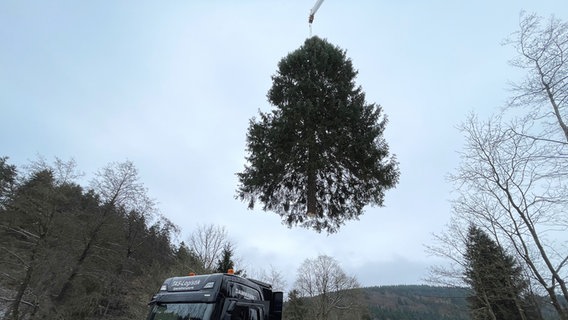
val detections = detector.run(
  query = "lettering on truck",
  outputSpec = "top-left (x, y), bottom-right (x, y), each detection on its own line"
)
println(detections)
top-left (170, 279), bottom-right (202, 291)
top-left (233, 287), bottom-right (258, 301)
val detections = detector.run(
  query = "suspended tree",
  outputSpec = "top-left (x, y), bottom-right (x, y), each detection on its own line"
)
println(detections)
top-left (237, 36), bottom-right (400, 233)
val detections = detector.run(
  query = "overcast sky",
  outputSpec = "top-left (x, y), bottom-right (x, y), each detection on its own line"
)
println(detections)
top-left (2, 1), bottom-right (567, 290)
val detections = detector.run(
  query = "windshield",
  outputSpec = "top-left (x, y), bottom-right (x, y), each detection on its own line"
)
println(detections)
top-left (146, 303), bottom-right (214, 320)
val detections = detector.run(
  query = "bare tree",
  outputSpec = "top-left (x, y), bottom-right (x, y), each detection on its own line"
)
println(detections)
top-left (25, 156), bottom-right (83, 186)
top-left (431, 12), bottom-right (568, 319)
top-left (54, 161), bottom-right (155, 306)
top-left (187, 224), bottom-right (230, 272)
top-left (426, 215), bottom-right (471, 288)
top-left (1, 170), bottom-right (58, 320)
top-left (1, 158), bottom-right (82, 320)
top-left (90, 160), bottom-right (155, 215)
top-left (447, 114), bottom-right (568, 319)
top-left (248, 265), bottom-right (288, 292)
top-left (294, 255), bottom-right (360, 320)
top-left (505, 12), bottom-right (568, 143)
top-left (1, 159), bottom-right (180, 319)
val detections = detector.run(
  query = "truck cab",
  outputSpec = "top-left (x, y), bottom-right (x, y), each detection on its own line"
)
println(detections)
top-left (146, 272), bottom-right (283, 320)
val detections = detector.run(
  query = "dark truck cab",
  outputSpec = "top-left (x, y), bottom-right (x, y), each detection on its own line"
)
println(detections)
top-left (146, 272), bottom-right (283, 320)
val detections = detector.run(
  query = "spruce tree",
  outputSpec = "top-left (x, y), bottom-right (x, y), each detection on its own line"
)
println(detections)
top-left (284, 289), bottom-right (307, 320)
top-left (237, 36), bottom-right (400, 233)
top-left (0, 157), bottom-right (16, 208)
top-left (464, 225), bottom-right (536, 320)
top-left (215, 244), bottom-right (235, 274)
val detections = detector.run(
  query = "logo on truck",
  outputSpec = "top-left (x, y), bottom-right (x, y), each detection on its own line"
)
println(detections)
top-left (170, 279), bottom-right (202, 291)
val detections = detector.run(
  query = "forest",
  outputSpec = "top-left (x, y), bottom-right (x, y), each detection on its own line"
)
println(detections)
top-left (0, 158), bottom-right (198, 319)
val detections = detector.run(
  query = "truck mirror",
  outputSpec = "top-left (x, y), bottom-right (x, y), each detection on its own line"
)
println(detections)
top-left (271, 292), bottom-right (283, 320)
top-left (272, 292), bottom-right (283, 311)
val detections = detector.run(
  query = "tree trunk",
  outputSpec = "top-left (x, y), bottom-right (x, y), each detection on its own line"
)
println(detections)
top-left (4, 245), bottom-right (39, 320)
top-left (54, 220), bottom-right (102, 304)
top-left (499, 176), bottom-right (568, 319)
top-left (306, 127), bottom-right (318, 218)
top-left (538, 62), bottom-right (568, 143)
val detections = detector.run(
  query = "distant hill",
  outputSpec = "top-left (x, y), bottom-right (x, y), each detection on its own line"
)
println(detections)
top-left (360, 285), bottom-right (470, 320)
top-left (359, 285), bottom-right (562, 320)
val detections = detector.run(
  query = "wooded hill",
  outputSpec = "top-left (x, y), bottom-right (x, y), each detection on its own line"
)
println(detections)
top-left (354, 285), bottom-right (561, 320)
top-left (0, 158), bottom-right (209, 320)
top-left (360, 285), bottom-right (470, 320)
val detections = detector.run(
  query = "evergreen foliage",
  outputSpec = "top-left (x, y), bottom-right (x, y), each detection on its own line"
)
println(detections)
top-left (463, 225), bottom-right (536, 320)
top-left (0, 157), bottom-right (16, 209)
top-left (283, 289), bottom-right (307, 320)
top-left (0, 157), bottom-right (199, 320)
top-left (173, 242), bottom-right (207, 275)
top-left (437, 13), bottom-right (568, 320)
top-left (291, 285), bottom-right (561, 320)
top-left (362, 285), bottom-right (470, 320)
top-left (215, 244), bottom-right (235, 273)
top-left (236, 36), bottom-right (399, 233)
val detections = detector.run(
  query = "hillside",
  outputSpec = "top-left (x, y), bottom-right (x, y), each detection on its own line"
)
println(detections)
top-left (360, 285), bottom-right (470, 320)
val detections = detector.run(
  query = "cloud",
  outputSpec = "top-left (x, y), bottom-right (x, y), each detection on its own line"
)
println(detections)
top-left (350, 256), bottom-right (432, 287)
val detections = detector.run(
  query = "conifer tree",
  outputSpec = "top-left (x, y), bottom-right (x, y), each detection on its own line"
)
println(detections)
top-left (215, 244), bottom-right (235, 274)
top-left (0, 157), bottom-right (16, 209)
top-left (237, 36), bottom-right (400, 233)
top-left (173, 242), bottom-right (207, 274)
top-left (464, 225), bottom-right (536, 320)
top-left (284, 289), bottom-right (307, 320)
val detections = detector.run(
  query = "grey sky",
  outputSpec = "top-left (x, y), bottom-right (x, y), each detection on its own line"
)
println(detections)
top-left (2, 1), bottom-right (567, 289)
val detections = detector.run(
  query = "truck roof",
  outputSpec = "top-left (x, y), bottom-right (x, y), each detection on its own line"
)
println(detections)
top-left (154, 273), bottom-right (274, 303)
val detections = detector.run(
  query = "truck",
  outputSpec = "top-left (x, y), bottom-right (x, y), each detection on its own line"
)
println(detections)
top-left (145, 270), bottom-right (283, 320)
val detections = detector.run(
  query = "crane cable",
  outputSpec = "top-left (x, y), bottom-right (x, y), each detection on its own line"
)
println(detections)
top-left (308, 0), bottom-right (324, 37)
